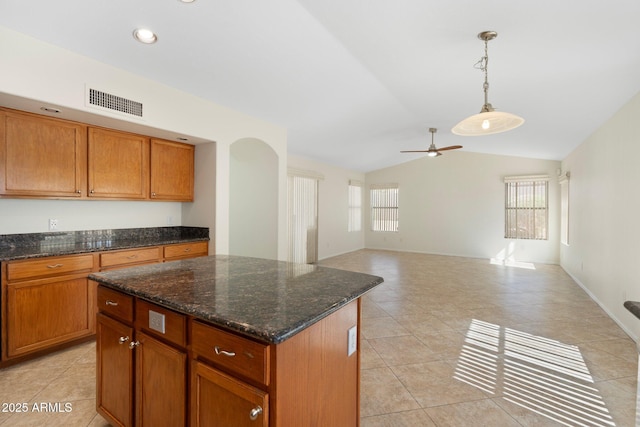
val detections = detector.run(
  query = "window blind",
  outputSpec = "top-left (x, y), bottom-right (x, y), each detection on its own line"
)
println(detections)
top-left (348, 180), bottom-right (362, 232)
top-left (504, 176), bottom-right (548, 240)
top-left (370, 183), bottom-right (399, 232)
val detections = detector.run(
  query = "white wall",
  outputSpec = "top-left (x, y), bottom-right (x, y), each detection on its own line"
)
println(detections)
top-left (561, 91), bottom-right (640, 341)
top-left (0, 26), bottom-right (288, 259)
top-left (230, 139), bottom-right (279, 259)
top-left (288, 154), bottom-right (365, 260)
top-left (365, 151), bottom-right (561, 264)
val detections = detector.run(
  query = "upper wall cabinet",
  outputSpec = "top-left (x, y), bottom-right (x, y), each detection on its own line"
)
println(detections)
top-left (0, 109), bottom-right (87, 198)
top-left (0, 108), bottom-right (195, 202)
top-left (150, 139), bottom-right (194, 202)
top-left (88, 128), bottom-right (149, 200)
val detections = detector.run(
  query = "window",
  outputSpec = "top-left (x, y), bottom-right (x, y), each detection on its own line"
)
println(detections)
top-left (370, 183), bottom-right (399, 232)
top-left (348, 180), bottom-right (362, 232)
top-left (504, 176), bottom-right (548, 240)
top-left (287, 169), bottom-right (321, 264)
top-left (559, 172), bottom-right (570, 245)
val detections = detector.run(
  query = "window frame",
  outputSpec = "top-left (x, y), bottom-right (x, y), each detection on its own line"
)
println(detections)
top-left (370, 183), bottom-right (399, 232)
top-left (504, 175), bottom-right (549, 240)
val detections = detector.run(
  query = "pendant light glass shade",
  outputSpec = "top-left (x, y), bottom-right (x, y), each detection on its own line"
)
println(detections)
top-left (452, 31), bottom-right (524, 136)
top-left (452, 109), bottom-right (524, 136)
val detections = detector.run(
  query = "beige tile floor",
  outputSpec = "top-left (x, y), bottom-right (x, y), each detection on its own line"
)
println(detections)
top-left (0, 249), bottom-right (637, 426)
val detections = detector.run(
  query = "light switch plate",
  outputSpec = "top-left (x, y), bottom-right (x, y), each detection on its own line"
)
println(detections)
top-left (149, 310), bottom-right (166, 334)
top-left (347, 325), bottom-right (357, 356)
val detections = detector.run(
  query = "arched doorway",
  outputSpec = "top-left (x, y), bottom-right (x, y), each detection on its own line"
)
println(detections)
top-left (229, 138), bottom-right (278, 259)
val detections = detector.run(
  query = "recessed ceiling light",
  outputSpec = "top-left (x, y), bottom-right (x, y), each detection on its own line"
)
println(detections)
top-left (179, 0), bottom-right (196, 3)
top-left (133, 28), bottom-right (157, 44)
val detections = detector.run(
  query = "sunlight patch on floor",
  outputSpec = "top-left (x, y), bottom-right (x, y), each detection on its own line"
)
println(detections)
top-left (454, 319), bottom-right (615, 427)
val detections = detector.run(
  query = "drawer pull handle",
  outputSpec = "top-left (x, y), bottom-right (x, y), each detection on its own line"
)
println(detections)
top-left (118, 336), bottom-right (130, 345)
top-left (46, 263), bottom-right (64, 269)
top-left (126, 255), bottom-right (139, 259)
top-left (183, 248), bottom-right (191, 252)
top-left (249, 406), bottom-right (263, 421)
top-left (129, 341), bottom-right (140, 350)
top-left (105, 300), bottom-right (119, 306)
top-left (214, 346), bottom-right (236, 357)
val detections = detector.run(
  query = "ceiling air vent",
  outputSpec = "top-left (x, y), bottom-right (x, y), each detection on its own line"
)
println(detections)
top-left (88, 88), bottom-right (143, 117)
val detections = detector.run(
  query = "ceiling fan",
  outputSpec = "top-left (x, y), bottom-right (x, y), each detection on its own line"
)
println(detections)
top-left (401, 128), bottom-right (462, 157)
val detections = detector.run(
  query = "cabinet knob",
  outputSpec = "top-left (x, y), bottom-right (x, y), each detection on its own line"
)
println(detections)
top-left (90, 189), bottom-right (94, 194)
top-left (249, 406), bottom-right (263, 421)
top-left (76, 189), bottom-right (81, 194)
top-left (214, 346), bottom-right (236, 357)
top-left (128, 340), bottom-right (140, 350)
top-left (105, 300), bottom-right (119, 306)
top-left (118, 336), bottom-right (130, 345)
top-left (151, 192), bottom-right (156, 196)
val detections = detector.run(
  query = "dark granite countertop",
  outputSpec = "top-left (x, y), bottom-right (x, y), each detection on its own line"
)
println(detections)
top-left (0, 226), bottom-right (209, 261)
top-left (89, 255), bottom-right (384, 344)
top-left (624, 301), bottom-right (640, 320)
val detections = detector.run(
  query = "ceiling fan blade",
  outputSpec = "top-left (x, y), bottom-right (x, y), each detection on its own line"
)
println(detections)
top-left (400, 150), bottom-right (430, 153)
top-left (435, 145), bottom-right (463, 152)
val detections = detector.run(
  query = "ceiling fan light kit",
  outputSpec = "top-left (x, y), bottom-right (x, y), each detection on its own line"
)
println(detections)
top-left (452, 31), bottom-right (524, 136)
top-left (401, 128), bottom-right (462, 157)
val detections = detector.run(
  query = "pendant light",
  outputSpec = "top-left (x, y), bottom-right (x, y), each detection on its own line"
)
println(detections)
top-left (452, 31), bottom-right (524, 136)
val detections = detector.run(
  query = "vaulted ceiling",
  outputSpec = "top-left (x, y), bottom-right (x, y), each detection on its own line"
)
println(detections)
top-left (2, 0), bottom-right (640, 172)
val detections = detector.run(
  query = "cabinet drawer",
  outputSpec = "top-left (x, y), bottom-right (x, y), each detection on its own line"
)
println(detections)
top-left (7, 254), bottom-right (94, 281)
top-left (100, 247), bottom-right (160, 269)
top-left (98, 286), bottom-right (134, 323)
top-left (191, 321), bottom-right (270, 386)
top-left (136, 300), bottom-right (186, 348)
top-left (163, 242), bottom-right (208, 260)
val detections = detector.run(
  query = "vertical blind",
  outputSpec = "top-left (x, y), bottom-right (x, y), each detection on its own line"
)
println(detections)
top-left (370, 183), bottom-right (399, 232)
top-left (348, 180), bottom-right (362, 232)
top-left (287, 174), bottom-right (319, 264)
top-left (504, 176), bottom-right (548, 240)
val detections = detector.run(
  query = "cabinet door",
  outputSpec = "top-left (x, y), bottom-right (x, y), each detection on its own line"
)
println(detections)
top-left (6, 275), bottom-right (95, 357)
top-left (150, 139), bottom-right (194, 201)
top-left (0, 110), bottom-right (87, 197)
top-left (136, 331), bottom-right (187, 427)
top-left (97, 313), bottom-right (134, 427)
top-left (88, 127), bottom-right (149, 199)
top-left (191, 360), bottom-right (268, 427)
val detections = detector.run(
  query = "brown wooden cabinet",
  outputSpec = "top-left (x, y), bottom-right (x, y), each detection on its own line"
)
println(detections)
top-left (100, 247), bottom-right (162, 271)
top-left (1, 241), bottom-right (207, 366)
top-left (96, 312), bottom-right (134, 427)
top-left (88, 128), bottom-right (150, 200)
top-left (0, 108), bottom-right (195, 202)
top-left (191, 360), bottom-right (268, 427)
top-left (164, 241), bottom-right (209, 261)
top-left (96, 287), bottom-right (187, 427)
top-left (0, 109), bottom-right (87, 198)
top-left (95, 287), bottom-right (361, 427)
top-left (150, 139), bottom-right (194, 202)
top-left (1, 254), bottom-right (96, 359)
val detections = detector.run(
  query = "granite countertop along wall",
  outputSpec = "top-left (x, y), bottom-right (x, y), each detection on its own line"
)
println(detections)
top-left (625, 301), bottom-right (640, 321)
top-left (0, 226), bottom-right (209, 261)
top-left (89, 255), bottom-right (384, 344)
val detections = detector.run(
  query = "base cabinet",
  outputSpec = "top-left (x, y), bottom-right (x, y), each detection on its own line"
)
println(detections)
top-left (96, 287), bottom-right (360, 427)
top-left (96, 301), bottom-right (187, 427)
top-left (96, 313), bottom-right (134, 427)
top-left (191, 360), bottom-right (268, 427)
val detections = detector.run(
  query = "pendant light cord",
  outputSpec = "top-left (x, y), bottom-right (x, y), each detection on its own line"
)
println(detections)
top-left (474, 38), bottom-right (492, 112)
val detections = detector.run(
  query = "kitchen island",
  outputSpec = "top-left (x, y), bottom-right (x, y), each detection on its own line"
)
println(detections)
top-left (89, 255), bottom-right (383, 427)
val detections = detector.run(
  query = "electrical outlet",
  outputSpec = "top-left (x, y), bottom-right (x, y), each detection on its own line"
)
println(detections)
top-left (347, 325), bottom-right (357, 356)
top-left (166, 216), bottom-right (174, 225)
top-left (149, 310), bottom-right (166, 334)
top-left (48, 219), bottom-right (58, 231)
